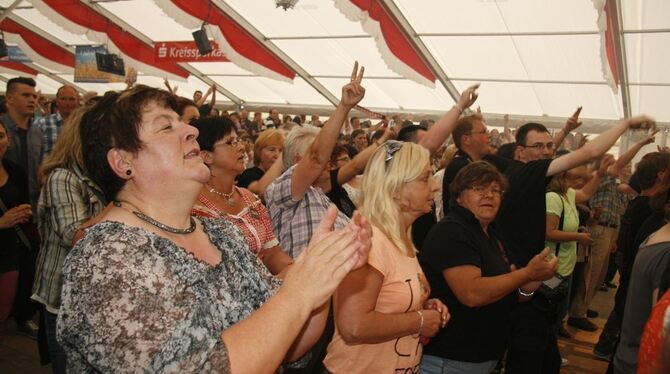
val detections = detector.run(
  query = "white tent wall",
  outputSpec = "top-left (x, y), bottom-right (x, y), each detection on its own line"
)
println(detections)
top-left (0, 0), bottom-right (667, 138)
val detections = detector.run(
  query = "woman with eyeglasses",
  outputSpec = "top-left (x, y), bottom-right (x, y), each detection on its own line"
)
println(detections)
top-left (323, 140), bottom-right (449, 373)
top-left (419, 161), bottom-right (557, 374)
top-left (191, 116), bottom-right (293, 276)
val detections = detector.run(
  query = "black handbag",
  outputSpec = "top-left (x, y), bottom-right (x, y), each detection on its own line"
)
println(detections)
top-left (534, 194), bottom-right (571, 306)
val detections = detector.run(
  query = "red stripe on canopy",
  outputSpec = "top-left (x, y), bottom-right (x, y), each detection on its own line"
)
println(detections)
top-left (169, 0), bottom-right (295, 80)
top-left (0, 62), bottom-right (39, 76)
top-left (336, 0), bottom-right (436, 86)
top-left (604, 0), bottom-right (620, 87)
top-left (41, 0), bottom-right (189, 79)
top-left (0, 18), bottom-right (75, 67)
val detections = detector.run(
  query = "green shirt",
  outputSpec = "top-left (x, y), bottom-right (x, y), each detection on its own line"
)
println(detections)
top-left (545, 189), bottom-right (579, 276)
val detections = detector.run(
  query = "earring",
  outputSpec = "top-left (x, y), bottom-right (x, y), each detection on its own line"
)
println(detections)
top-left (126, 169), bottom-right (132, 176)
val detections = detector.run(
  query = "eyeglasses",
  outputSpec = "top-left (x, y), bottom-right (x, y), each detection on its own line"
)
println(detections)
top-left (335, 156), bottom-right (350, 163)
top-left (520, 142), bottom-right (555, 151)
top-left (468, 185), bottom-right (504, 197)
top-left (385, 140), bottom-right (403, 166)
top-left (215, 137), bottom-right (241, 148)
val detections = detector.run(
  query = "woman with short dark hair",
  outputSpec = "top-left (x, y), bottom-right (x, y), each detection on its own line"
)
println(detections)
top-left (420, 161), bottom-right (557, 374)
top-left (59, 85), bottom-right (371, 373)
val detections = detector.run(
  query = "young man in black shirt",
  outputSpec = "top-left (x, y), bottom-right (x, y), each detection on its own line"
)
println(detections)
top-left (496, 116), bottom-right (655, 373)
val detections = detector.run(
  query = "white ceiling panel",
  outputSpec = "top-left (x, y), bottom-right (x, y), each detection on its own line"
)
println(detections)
top-left (273, 38), bottom-right (400, 78)
top-left (622, 0), bottom-right (670, 30)
top-left (531, 83), bottom-right (623, 120)
top-left (225, 0), bottom-right (367, 38)
top-left (452, 80), bottom-right (544, 116)
top-left (14, 8), bottom-right (94, 45)
top-left (187, 62), bottom-right (253, 76)
top-left (422, 36), bottom-right (527, 80)
top-left (513, 35), bottom-right (606, 82)
top-left (624, 33), bottom-right (670, 84)
top-left (210, 76), bottom-right (331, 106)
top-left (394, 0), bottom-right (597, 34)
top-left (318, 77), bottom-right (400, 110)
top-left (100, 0), bottom-right (195, 41)
top-left (630, 85), bottom-right (670, 122)
top-left (33, 74), bottom-right (63, 95)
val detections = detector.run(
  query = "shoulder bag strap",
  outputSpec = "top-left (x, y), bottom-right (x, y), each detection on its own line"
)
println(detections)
top-left (555, 193), bottom-right (566, 256)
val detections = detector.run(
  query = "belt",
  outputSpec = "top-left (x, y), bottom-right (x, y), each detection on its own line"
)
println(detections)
top-left (598, 222), bottom-right (618, 229)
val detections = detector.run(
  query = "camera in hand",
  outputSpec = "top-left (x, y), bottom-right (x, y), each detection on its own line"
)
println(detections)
top-left (95, 52), bottom-right (126, 76)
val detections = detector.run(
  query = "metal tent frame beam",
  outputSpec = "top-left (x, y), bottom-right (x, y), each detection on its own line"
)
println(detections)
top-left (378, 0), bottom-right (462, 103)
top-left (211, 0), bottom-right (340, 107)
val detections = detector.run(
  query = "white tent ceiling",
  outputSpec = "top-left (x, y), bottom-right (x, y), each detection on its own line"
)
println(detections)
top-left (1, 0), bottom-right (668, 131)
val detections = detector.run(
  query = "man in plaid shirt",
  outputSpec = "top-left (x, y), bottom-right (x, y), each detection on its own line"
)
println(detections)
top-left (33, 85), bottom-right (79, 161)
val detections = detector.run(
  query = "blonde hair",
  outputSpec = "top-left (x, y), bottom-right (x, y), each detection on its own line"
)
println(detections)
top-left (39, 106), bottom-right (87, 183)
top-left (360, 141), bottom-right (430, 256)
top-left (253, 129), bottom-right (284, 166)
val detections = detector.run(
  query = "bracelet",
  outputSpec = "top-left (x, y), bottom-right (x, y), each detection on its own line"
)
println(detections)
top-left (518, 288), bottom-right (535, 297)
top-left (452, 105), bottom-right (463, 114)
top-left (414, 310), bottom-right (424, 337)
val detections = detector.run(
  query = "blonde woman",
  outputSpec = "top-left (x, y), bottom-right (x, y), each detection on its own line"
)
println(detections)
top-left (33, 106), bottom-right (106, 373)
top-left (324, 140), bottom-right (449, 373)
top-left (237, 129), bottom-right (284, 192)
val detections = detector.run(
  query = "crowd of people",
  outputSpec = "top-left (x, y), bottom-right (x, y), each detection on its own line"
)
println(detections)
top-left (0, 60), bottom-right (669, 374)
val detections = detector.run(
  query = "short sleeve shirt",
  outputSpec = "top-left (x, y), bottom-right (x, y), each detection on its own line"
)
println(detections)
top-left (192, 187), bottom-right (279, 258)
top-left (265, 165), bottom-right (349, 258)
top-left (420, 205), bottom-right (517, 363)
top-left (497, 159), bottom-right (553, 267)
top-left (324, 225), bottom-right (429, 373)
top-left (545, 189), bottom-right (579, 276)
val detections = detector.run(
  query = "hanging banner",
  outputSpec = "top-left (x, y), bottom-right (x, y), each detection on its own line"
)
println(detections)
top-left (0, 46), bottom-right (32, 63)
top-left (154, 41), bottom-right (229, 62)
top-left (74, 45), bottom-right (125, 83)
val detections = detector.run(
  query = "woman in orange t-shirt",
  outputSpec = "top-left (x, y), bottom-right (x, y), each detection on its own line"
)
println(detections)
top-left (324, 141), bottom-right (449, 373)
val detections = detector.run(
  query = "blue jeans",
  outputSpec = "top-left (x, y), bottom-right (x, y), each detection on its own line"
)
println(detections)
top-left (421, 355), bottom-right (498, 374)
top-left (44, 309), bottom-right (67, 374)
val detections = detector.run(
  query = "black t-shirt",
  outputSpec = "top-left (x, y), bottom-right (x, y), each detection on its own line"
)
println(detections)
top-left (237, 166), bottom-right (265, 189)
top-left (325, 169), bottom-right (355, 218)
top-left (421, 205), bottom-right (517, 363)
top-left (497, 159), bottom-right (553, 267)
top-left (0, 159), bottom-right (28, 273)
top-left (618, 196), bottom-right (653, 281)
top-left (441, 151), bottom-right (510, 215)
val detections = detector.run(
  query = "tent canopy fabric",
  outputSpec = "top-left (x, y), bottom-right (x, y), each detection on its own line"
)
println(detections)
top-left (0, 0), bottom-right (668, 130)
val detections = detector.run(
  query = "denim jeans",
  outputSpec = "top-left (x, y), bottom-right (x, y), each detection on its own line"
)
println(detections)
top-left (555, 273), bottom-right (574, 332)
top-left (44, 309), bottom-right (67, 374)
top-left (420, 354), bottom-right (498, 374)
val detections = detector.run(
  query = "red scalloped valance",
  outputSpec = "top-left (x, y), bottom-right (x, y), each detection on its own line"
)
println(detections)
top-left (0, 18), bottom-right (74, 67)
top-left (41, 0), bottom-right (188, 79)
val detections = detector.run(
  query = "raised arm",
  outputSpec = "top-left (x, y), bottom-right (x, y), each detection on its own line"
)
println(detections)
top-left (609, 129), bottom-right (658, 177)
top-left (574, 155), bottom-right (615, 204)
top-left (290, 62), bottom-right (365, 200)
top-left (337, 127), bottom-right (395, 185)
top-left (553, 107), bottom-right (582, 150)
top-left (248, 154), bottom-right (284, 200)
top-left (196, 86), bottom-right (213, 107)
top-left (209, 83), bottom-right (217, 108)
top-left (547, 115), bottom-right (655, 177)
top-left (418, 84), bottom-right (479, 155)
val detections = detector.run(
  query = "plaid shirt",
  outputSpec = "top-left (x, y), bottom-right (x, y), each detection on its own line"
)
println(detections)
top-left (266, 165), bottom-right (349, 258)
top-left (32, 166), bottom-right (106, 313)
top-left (33, 112), bottom-right (64, 161)
top-left (589, 175), bottom-right (631, 227)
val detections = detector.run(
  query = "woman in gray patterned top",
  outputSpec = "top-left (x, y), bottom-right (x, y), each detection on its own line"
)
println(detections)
top-left (58, 85), bottom-right (371, 373)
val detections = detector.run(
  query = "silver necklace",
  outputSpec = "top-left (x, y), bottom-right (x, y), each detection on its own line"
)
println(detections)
top-left (207, 184), bottom-right (236, 207)
top-left (113, 201), bottom-right (196, 235)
